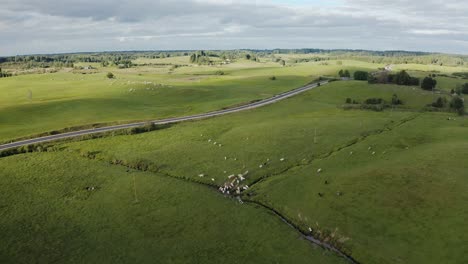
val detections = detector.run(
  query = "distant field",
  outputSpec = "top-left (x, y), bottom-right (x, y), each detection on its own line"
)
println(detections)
top-left (2, 56), bottom-right (465, 142)
top-left (0, 58), bottom-right (381, 142)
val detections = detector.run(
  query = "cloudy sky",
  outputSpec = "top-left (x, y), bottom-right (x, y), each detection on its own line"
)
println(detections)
top-left (1, 0), bottom-right (467, 56)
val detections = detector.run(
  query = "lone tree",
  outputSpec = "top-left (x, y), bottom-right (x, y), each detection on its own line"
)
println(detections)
top-left (450, 96), bottom-right (465, 115)
top-left (421, 77), bottom-right (437, 91)
top-left (107, 72), bottom-right (114, 79)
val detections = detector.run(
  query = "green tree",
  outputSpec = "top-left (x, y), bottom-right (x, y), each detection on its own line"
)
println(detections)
top-left (460, 83), bottom-right (468, 94)
top-left (338, 69), bottom-right (344, 77)
top-left (421, 77), bottom-right (437, 90)
top-left (431, 97), bottom-right (446, 108)
top-left (450, 96), bottom-right (465, 115)
top-left (354, 71), bottom-right (369, 80)
top-left (394, 70), bottom-right (411, 85)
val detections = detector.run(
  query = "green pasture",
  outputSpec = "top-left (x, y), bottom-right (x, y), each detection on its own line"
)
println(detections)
top-left (0, 152), bottom-right (345, 264)
top-left (247, 113), bottom-right (468, 264)
top-left (0, 56), bottom-right (467, 264)
top-left (47, 80), bottom-right (466, 264)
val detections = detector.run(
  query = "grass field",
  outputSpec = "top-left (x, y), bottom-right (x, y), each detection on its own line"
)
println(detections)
top-left (0, 152), bottom-right (346, 264)
top-left (246, 112), bottom-right (468, 263)
top-left (1, 56), bottom-right (467, 263)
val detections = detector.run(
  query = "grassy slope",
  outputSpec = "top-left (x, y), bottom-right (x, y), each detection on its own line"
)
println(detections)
top-left (248, 113), bottom-right (468, 264)
top-left (59, 81), bottom-right (425, 187)
top-left (0, 152), bottom-right (345, 264)
top-left (49, 81), bottom-right (467, 263)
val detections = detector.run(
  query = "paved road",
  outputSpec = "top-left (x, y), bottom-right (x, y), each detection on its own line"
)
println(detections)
top-left (0, 80), bottom-right (329, 151)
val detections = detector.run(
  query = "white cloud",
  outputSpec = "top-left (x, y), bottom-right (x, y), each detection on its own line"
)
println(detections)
top-left (0, 0), bottom-right (467, 55)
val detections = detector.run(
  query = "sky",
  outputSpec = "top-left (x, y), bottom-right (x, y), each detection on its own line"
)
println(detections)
top-left (1, 0), bottom-right (467, 56)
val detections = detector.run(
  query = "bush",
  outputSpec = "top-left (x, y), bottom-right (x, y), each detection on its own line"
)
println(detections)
top-left (338, 69), bottom-right (351, 78)
top-left (269, 76), bottom-right (276, 81)
top-left (129, 122), bottom-right (158, 134)
top-left (353, 71), bottom-right (369, 81)
top-left (391, 94), bottom-right (402, 105)
top-left (345, 98), bottom-right (352, 104)
top-left (369, 70), bottom-right (419, 86)
top-left (430, 97), bottom-right (447, 108)
top-left (460, 83), bottom-right (468, 94)
top-left (215, 70), bottom-right (225, 75)
top-left (364, 98), bottom-right (384, 105)
top-left (360, 104), bottom-right (385, 111)
top-left (107, 72), bottom-right (114, 79)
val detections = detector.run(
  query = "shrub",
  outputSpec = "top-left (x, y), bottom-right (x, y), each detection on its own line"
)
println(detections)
top-left (269, 76), bottom-right (277, 81)
top-left (107, 72), bottom-right (114, 79)
top-left (360, 104), bottom-right (385, 111)
top-left (430, 97), bottom-right (447, 108)
top-left (130, 122), bottom-right (158, 134)
top-left (345, 98), bottom-right (352, 104)
top-left (215, 70), bottom-right (225, 75)
top-left (364, 98), bottom-right (384, 105)
top-left (369, 70), bottom-right (419, 86)
top-left (391, 94), bottom-right (402, 105)
top-left (460, 83), bottom-right (468, 94)
top-left (338, 69), bottom-right (351, 78)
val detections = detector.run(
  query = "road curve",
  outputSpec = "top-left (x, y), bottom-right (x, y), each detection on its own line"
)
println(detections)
top-left (0, 80), bottom-right (329, 151)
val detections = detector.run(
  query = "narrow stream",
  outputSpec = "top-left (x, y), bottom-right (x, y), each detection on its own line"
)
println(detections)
top-left (242, 199), bottom-right (360, 264)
